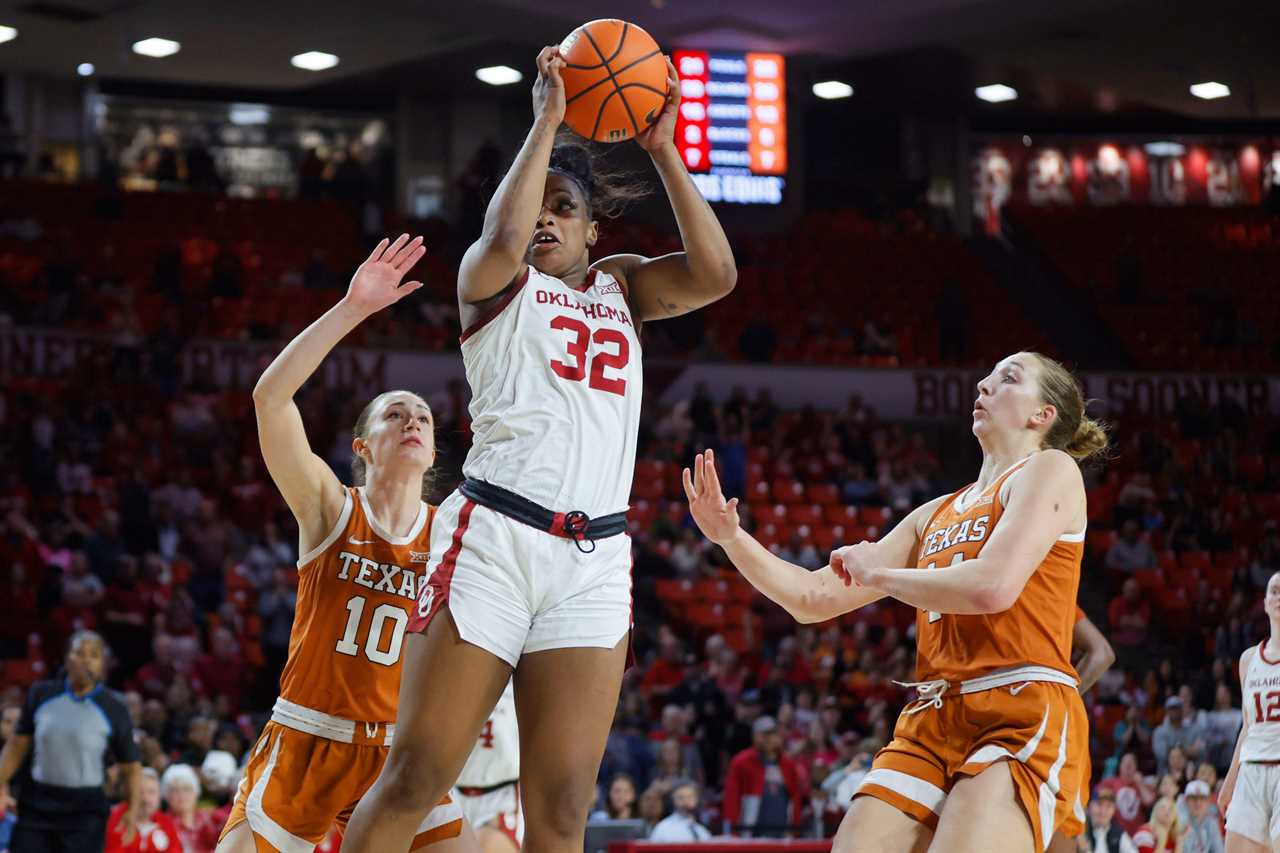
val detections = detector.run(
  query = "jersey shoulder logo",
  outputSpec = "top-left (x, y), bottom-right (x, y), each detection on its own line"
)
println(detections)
top-left (349, 537), bottom-right (375, 546)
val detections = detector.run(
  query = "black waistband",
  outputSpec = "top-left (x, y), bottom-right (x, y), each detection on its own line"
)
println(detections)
top-left (459, 479), bottom-right (627, 553)
top-left (457, 779), bottom-right (519, 797)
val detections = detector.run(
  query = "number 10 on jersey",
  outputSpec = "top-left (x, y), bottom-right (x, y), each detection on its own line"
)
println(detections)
top-left (336, 595), bottom-right (409, 666)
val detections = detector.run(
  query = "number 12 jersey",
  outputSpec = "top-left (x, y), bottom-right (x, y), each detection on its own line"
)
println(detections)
top-left (459, 266), bottom-right (643, 518)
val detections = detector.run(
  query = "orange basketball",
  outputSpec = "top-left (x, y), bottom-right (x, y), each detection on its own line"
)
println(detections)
top-left (559, 19), bottom-right (668, 143)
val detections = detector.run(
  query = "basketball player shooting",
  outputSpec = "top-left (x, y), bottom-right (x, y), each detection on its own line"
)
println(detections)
top-left (343, 41), bottom-right (736, 853)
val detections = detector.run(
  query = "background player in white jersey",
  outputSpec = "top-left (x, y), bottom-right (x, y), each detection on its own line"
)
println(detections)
top-left (344, 44), bottom-right (736, 853)
top-left (1221, 572), bottom-right (1280, 853)
top-left (455, 682), bottom-right (522, 853)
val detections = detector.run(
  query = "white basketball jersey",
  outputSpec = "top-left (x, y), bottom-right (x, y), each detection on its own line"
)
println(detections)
top-left (458, 680), bottom-right (519, 787)
top-left (460, 266), bottom-right (642, 517)
top-left (1243, 642), bottom-right (1280, 761)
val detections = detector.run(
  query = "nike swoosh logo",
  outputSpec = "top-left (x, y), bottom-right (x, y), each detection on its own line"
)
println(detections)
top-left (1009, 682), bottom-right (1032, 696)
top-left (348, 537), bottom-right (375, 546)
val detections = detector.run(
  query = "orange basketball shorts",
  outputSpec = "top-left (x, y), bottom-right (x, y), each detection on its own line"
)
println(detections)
top-left (856, 679), bottom-right (1089, 850)
top-left (220, 721), bottom-right (463, 852)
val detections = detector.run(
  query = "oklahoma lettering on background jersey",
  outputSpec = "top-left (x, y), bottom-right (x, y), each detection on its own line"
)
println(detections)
top-left (279, 486), bottom-right (435, 723)
top-left (459, 266), bottom-right (643, 517)
top-left (1242, 644), bottom-right (1280, 761)
top-left (914, 458), bottom-right (1084, 684)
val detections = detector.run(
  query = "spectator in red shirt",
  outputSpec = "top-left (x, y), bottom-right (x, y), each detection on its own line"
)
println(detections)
top-left (160, 764), bottom-right (219, 853)
top-left (105, 767), bottom-right (184, 853)
top-left (723, 716), bottom-right (805, 837)
top-left (1099, 752), bottom-right (1157, 836)
top-left (101, 556), bottom-right (155, 684)
top-left (192, 628), bottom-right (245, 710)
top-left (642, 626), bottom-right (686, 710)
top-left (1110, 578), bottom-right (1153, 648)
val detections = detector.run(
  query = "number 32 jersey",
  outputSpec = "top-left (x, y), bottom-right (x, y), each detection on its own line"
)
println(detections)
top-left (279, 486), bottom-right (435, 724)
top-left (459, 266), bottom-right (643, 517)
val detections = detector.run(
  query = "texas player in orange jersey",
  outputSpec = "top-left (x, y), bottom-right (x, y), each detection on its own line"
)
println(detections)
top-left (685, 352), bottom-right (1110, 853)
top-left (216, 235), bottom-right (475, 853)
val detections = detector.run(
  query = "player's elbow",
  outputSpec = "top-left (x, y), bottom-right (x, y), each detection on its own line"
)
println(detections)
top-left (972, 581), bottom-right (1021, 614)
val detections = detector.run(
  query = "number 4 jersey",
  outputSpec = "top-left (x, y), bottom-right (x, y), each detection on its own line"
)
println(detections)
top-left (913, 455), bottom-right (1085, 685)
top-left (1243, 643), bottom-right (1280, 760)
top-left (459, 266), bottom-right (642, 518)
top-left (278, 486), bottom-right (435, 724)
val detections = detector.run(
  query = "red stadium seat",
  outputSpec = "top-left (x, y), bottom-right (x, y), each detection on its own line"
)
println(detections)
top-left (860, 506), bottom-right (892, 527)
top-left (807, 483), bottom-right (840, 505)
top-left (788, 504), bottom-right (824, 528)
top-left (772, 480), bottom-right (806, 505)
top-left (656, 579), bottom-right (696, 604)
top-left (824, 505), bottom-right (860, 526)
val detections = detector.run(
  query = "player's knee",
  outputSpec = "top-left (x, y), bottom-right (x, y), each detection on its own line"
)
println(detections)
top-left (379, 745), bottom-right (449, 813)
top-left (526, 777), bottom-right (592, 841)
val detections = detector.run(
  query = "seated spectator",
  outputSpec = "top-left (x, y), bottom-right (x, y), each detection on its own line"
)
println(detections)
top-left (723, 716), bottom-right (804, 838)
top-left (840, 463), bottom-right (880, 506)
top-left (192, 628), bottom-right (246, 710)
top-left (1110, 579), bottom-right (1153, 649)
top-left (642, 627), bottom-right (686, 707)
top-left (637, 783), bottom-right (667, 835)
top-left (1202, 684), bottom-right (1242, 769)
top-left (105, 767), bottom-right (183, 853)
top-left (1154, 698), bottom-right (1206, 776)
top-left (1112, 706), bottom-right (1155, 769)
top-left (1085, 787), bottom-right (1140, 853)
top-left (1099, 753), bottom-right (1156, 836)
top-left (670, 529), bottom-right (705, 578)
top-left (1132, 796), bottom-right (1181, 853)
top-left (590, 773), bottom-right (638, 821)
top-left (652, 736), bottom-right (703, 791)
top-left (1178, 780), bottom-right (1223, 853)
top-left (162, 763), bottom-right (220, 853)
top-left (649, 780), bottom-right (711, 841)
top-left (1106, 520), bottom-right (1158, 574)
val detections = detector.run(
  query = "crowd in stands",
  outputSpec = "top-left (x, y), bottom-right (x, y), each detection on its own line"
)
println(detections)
top-left (0, 179), bottom-right (1052, 371)
top-left (1, 333), bottom-right (1276, 847)
top-left (0, 185), bottom-right (1277, 850)
top-left (1015, 205), bottom-right (1280, 371)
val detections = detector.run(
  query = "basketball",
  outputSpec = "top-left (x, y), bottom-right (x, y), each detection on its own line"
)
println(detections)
top-left (559, 19), bottom-right (669, 143)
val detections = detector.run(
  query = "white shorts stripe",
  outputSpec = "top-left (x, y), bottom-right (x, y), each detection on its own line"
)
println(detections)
top-left (964, 705), bottom-right (1050, 767)
top-left (245, 732), bottom-right (315, 853)
top-left (859, 768), bottom-right (947, 816)
top-left (1037, 710), bottom-right (1070, 850)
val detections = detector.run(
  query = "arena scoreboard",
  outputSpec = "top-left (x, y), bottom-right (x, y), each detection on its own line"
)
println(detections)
top-left (673, 50), bottom-right (787, 205)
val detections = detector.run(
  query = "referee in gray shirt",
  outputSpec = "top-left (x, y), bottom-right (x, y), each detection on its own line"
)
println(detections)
top-left (0, 631), bottom-right (142, 853)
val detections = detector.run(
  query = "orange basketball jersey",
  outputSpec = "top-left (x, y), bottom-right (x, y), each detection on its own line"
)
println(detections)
top-left (278, 486), bottom-right (436, 724)
top-left (914, 457), bottom-right (1084, 685)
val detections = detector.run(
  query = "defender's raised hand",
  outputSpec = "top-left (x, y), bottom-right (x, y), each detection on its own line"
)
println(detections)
top-left (682, 449), bottom-right (741, 546)
top-left (345, 235), bottom-right (427, 316)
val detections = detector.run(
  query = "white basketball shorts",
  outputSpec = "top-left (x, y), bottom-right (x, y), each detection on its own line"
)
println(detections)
top-left (1226, 762), bottom-right (1280, 846)
top-left (407, 490), bottom-right (632, 666)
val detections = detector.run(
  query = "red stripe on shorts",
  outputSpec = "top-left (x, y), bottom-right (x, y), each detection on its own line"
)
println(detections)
top-left (407, 499), bottom-right (476, 634)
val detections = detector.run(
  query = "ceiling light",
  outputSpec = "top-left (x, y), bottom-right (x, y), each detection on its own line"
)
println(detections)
top-left (132, 38), bottom-right (180, 58)
top-left (1189, 81), bottom-right (1229, 100)
top-left (812, 80), bottom-right (853, 100)
top-left (0, 26), bottom-right (16, 44)
top-left (77, 63), bottom-right (95, 77)
top-left (291, 51), bottom-right (339, 71)
top-left (975, 84), bottom-right (1017, 103)
top-left (475, 65), bottom-right (523, 86)
top-left (1144, 141), bottom-right (1185, 157)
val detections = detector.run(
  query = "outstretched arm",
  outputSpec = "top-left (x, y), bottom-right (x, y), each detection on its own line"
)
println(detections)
top-left (600, 59), bottom-right (736, 322)
top-left (458, 46), bottom-right (565, 306)
top-left (683, 450), bottom-right (939, 624)
top-left (836, 450), bottom-right (1085, 614)
top-left (253, 235), bottom-right (426, 541)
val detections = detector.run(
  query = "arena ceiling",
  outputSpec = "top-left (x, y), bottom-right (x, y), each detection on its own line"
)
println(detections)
top-left (0, 0), bottom-right (1277, 119)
